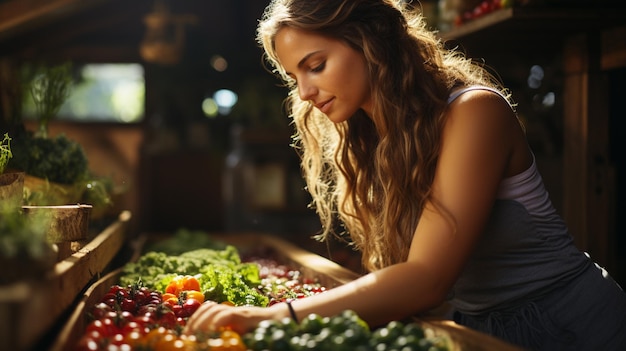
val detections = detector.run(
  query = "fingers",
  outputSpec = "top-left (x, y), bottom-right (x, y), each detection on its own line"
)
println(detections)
top-left (184, 302), bottom-right (268, 336)
top-left (183, 300), bottom-right (219, 334)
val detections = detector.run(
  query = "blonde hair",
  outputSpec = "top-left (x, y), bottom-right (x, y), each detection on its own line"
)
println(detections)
top-left (257, 0), bottom-right (508, 271)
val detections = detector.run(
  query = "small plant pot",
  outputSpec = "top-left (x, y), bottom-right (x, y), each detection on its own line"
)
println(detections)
top-left (21, 204), bottom-right (92, 243)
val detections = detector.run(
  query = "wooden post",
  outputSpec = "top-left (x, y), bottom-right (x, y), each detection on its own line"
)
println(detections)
top-left (562, 33), bottom-right (613, 268)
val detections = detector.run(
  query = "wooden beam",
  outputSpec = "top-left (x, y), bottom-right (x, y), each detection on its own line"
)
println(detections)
top-left (0, 0), bottom-right (111, 42)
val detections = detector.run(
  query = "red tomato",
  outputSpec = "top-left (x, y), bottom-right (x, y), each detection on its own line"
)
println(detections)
top-left (74, 335), bottom-right (101, 351)
top-left (86, 317), bottom-right (119, 338)
top-left (131, 315), bottom-right (157, 330)
top-left (170, 304), bottom-right (183, 317)
top-left (179, 299), bottom-right (201, 318)
top-left (137, 303), bottom-right (158, 316)
top-left (119, 298), bottom-right (137, 313)
top-left (91, 302), bottom-right (114, 320)
top-left (157, 309), bottom-right (178, 329)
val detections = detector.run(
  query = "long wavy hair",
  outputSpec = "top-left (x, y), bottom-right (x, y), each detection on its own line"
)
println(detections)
top-left (257, 0), bottom-right (509, 272)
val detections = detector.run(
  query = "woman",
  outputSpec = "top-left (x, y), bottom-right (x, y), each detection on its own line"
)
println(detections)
top-left (186, 0), bottom-right (626, 349)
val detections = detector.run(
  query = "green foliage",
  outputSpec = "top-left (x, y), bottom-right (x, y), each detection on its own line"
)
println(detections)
top-left (0, 133), bottom-right (12, 174)
top-left (29, 62), bottom-right (73, 137)
top-left (9, 131), bottom-right (88, 185)
top-left (0, 208), bottom-right (51, 260)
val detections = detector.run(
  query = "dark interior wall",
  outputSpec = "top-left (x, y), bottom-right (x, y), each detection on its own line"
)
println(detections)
top-left (609, 67), bottom-right (626, 285)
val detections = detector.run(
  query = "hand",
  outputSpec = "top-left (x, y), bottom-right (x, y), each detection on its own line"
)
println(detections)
top-left (184, 301), bottom-right (278, 335)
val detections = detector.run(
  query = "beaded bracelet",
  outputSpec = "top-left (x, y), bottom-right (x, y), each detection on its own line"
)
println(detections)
top-left (285, 299), bottom-right (298, 323)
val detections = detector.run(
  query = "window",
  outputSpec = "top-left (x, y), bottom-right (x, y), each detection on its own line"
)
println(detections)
top-left (23, 63), bottom-right (145, 123)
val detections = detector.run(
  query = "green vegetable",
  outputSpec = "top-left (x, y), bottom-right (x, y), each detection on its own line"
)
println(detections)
top-left (145, 228), bottom-right (228, 255)
top-left (120, 246), bottom-right (268, 306)
top-left (243, 310), bottom-right (450, 351)
top-left (0, 133), bottom-right (12, 174)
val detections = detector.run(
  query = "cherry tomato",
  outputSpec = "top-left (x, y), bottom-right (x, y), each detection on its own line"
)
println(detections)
top-left (134, 288), bottom-right (151, 305)
top-left (108, 285), bottom-right (125, 295)
top-left (131, 315), bottom-right (157, 330)
top-left (86, 317), bottom-right (119, 338)
top-left (137, 303), bottom-right (158, 316)
top-left (91, 302), bottom-right (114, 320)
top-left (74, 335), bottom-right (101, 351)
top-left (119, 298), bottom-right (137, 313)
top-left (179, 299), bottom-right (201, 318)
top-left (156, 309), bottom-right (178, 329)
top-left (170, 304), bottom-right (183, 317)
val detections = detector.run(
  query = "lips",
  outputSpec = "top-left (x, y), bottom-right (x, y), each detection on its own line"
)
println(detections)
top-left (315, 97), bottom-right (334, 114)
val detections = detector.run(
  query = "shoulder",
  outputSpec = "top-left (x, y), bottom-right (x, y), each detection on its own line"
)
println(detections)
top-left (447, 87), bottom-right (515, 119)
top-left (441, 87), bottom-right (531, 177)
top-left (443, 88), bottom-right (519, 141)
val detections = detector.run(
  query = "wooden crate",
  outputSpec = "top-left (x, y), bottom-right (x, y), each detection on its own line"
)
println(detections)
top-left (0, 210), bottom-right (131, 351)
top-left (51, 232), bottom-right (523, 351)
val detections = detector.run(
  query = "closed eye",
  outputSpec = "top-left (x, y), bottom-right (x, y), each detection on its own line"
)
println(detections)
top-left (310, 62), bottom-right (325, 73)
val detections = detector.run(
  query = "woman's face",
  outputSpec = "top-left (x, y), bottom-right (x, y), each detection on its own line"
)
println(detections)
top-left (274, 26), bottom-right (372, 123)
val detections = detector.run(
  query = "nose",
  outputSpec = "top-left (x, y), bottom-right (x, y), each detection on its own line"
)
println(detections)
top-left (297, 79), bottom-right (317, 102)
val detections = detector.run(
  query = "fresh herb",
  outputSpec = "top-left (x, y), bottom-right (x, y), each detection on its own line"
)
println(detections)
top-left (29, 63), bottom-right (73, 138)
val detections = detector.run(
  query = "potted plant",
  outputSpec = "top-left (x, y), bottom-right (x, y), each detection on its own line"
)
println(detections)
top-left (8, 62), bottom-right (114, 219)
top-left (0, 134), bottom-right (56, 283)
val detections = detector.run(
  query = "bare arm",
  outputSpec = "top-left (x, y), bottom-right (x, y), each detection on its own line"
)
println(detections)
top-left (184, 90), bottom-right (530, 334)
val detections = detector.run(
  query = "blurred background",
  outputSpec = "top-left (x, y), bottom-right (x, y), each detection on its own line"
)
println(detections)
top-left (0, 0), bottom-right (624, 281)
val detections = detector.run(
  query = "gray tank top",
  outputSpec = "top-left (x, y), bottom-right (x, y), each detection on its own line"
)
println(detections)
top-left (446, 86), bottom-right (589, 315)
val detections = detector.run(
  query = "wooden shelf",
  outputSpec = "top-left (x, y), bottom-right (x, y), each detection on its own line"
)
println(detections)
top-left (0, 211), bottom-right (131, 351)
top-left (439, 6), bottom-right (626, 53)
